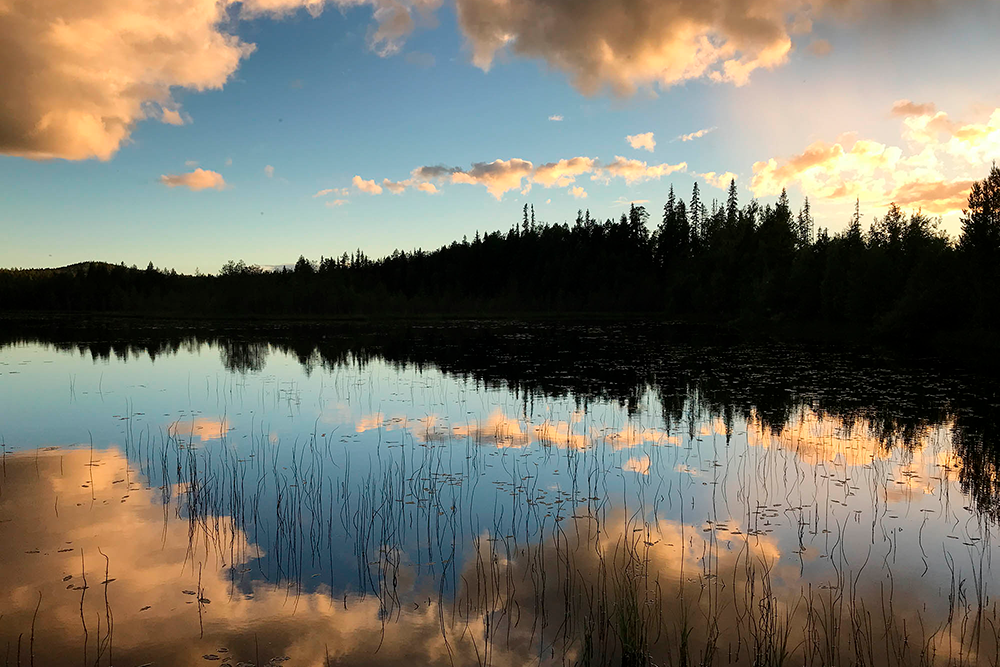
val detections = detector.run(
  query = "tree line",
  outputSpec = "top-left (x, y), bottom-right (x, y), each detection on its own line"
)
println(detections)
top-left (2, 164), bottom-right (999, 338)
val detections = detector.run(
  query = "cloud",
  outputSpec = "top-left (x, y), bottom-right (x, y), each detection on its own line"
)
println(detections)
top-left (626, 132), bottom-right (656, 152)
top-left (548, 114), bottom-right (564, 121)
top-left (891, 179), bottom-right (976, 215)
top-left (225, 157), bottom-right (233, 167)
top-left (412, 165), bottom-right (463, 180)
top-left (265, 164), bottom-right (275, 178)
top-left (750, 103), bottom-right (1000, 215)
top-left (314, 187), bottom-right (350, 197)
top-left (892, 99), bottom-right (937, 117)
top-left (383, 178), bottom-right (409, 194)
top-left (532, 157), bottom-right (596, 187)
top-left (678, 127), bottom-right (716, 142)
top-left (453, 0), bottom-right (972, 96)
top-left (593, 156), bottom-right (687, 185)
top-left (808, 38), bottom-right (832, 56)
top-left (326, 199), bottom-right (350, 207)
top-left (455, 0), bottom-right (803, 95)
top-left (0, 0), bottom-right (254, 161)
top-left (159, 168), bottom-right (226, 191)
top-left (612, 197), bottom-right (650, 206)
top-left (184, 160), bottom-right (199, 167)
top-left (351, 175), bottom-right (440, 196)
top-left (0, 0), bottom-right (440, 162)
top-left (162, 109), bottom-right (186, 126)
top-left (449, 158), bottom-right (535, 199)
top-left (700, 171), bottom-right (738, 189)
top-left (353, 175), bottom-right (384, 194)
top-left (361, 152), bottom-right (685, 200)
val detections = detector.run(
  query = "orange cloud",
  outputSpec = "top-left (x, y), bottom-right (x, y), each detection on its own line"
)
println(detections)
top-left (532, 157), bottom-right (596, 187)
top-left (749, 103), bottom-right (999, 215)
top-left (0, 0), bottom-right (255, 161)
top-left (0, 0), bottom-right (442, 162)
top-left (161, 109), bottom-right (186, 126)
top-left (455, 0), bottom-right (800, 95)
top-left (159, 168), bottom-right (226, 191)
top-left (353, 175), bottom-right (384, 194)
top-left (593, 156), bottom-right (687, 185)
top-left (450, 158), bottom-right (535, 199)
top-left (363, 151), bottom-right (688, 199)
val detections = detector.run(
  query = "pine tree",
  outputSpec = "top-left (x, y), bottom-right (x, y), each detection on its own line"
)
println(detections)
top-left (846, 199), bottom-right (863, 244)
top-left (689, 182), bottom-right (703, 244)
top-left (959, 162), bottom-right (1000, 260)
top-left (796, 197), bottom-right (813, 248)
top-left (726, 179), bottom-right (739, 230)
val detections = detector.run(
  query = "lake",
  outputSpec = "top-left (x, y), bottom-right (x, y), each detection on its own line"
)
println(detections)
top-left (1, 321), bottom-right (998, 667)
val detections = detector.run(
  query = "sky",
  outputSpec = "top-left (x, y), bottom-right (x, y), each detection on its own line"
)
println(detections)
top-left (2, 0), bottom-right (999, 273)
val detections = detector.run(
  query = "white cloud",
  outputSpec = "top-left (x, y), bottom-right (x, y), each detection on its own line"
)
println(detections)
top-left (160, 168), bottom-right (226, 191)
top-left (325, 199), bottom-right (349, 207)
top-left (626, 132), bottom-right (656, 152)
top-left (548, 114), bottom-right (563, 121)
top-left (185, 160), bottom-right (199, 167)
top-left (612, 197), bottom-right (650, 207)
top-left (678, 127), bottom-right (716, 142)
top-left (700, 171), bottom-right (738, 189)
top-left (264, 165), bottom-right (275, 178)
top-left (313, 188), bottom-right (335, 198)
top-left (569, 186), bottom-right (587, 199)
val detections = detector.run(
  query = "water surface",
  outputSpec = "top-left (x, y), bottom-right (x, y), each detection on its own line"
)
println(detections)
top-left (1, 323), bottom-right (998, 666)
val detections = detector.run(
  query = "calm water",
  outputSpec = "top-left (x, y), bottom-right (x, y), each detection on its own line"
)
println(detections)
top-left (1, 322), bottom-right (999, 667)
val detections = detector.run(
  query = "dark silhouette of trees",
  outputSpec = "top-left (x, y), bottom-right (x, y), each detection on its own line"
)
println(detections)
top-left (958, 162), bottom-right (1000, 326)
top-left (2, 164), bottom-right (999, 341)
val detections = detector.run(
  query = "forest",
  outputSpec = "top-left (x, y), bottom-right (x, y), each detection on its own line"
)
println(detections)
top-left (2, 164), bottom-right (998, 340)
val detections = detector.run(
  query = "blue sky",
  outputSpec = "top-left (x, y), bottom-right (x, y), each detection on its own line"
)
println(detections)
top-left (2, 0), bottom-right (999, 273)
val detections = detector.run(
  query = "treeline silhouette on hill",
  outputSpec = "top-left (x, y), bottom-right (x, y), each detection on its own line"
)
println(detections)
top-left (3, 165), bottom-right (999, 337)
